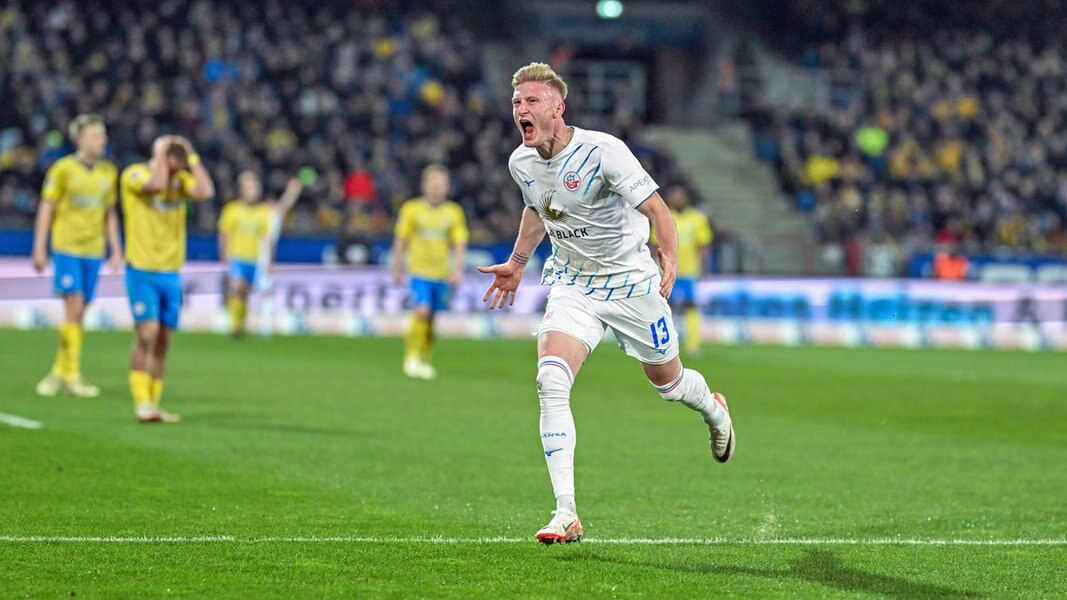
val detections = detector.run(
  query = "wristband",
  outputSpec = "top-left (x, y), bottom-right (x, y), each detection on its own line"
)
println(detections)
top-left (188, 153), bottom-right (201, 167)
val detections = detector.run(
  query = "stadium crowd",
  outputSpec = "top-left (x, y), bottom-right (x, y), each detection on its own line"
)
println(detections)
top-left (0, 0), bottom-right (685, 244)
top-left (748, 0), bottom-right (1067, 267)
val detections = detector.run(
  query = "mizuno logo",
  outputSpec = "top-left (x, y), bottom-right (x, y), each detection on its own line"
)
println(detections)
top-left (523, 178), bottom-right (535, 188)
top-left (545, 448), bottom-right (564, 457)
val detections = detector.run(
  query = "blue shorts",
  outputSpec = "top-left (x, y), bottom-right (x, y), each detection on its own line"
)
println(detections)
top-left (53, 252), bottom-right (103, 303)
top-left (229, 260), bottom-right (258, 286)
top-left (125, 266), bottom-right (182, 329)
top-left (671, 277), bottom-right (696, 305)
top-left (409, 277), bottom-right (450, 313)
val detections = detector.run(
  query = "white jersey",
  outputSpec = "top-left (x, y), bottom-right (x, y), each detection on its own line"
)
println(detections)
top-left (509, 127), bottom-right (661, 301)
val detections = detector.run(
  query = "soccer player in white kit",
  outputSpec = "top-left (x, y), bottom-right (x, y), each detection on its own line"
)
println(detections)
top-left (479, 63), bottom-right (736, 545)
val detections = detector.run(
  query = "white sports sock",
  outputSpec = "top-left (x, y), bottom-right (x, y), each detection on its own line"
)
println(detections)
top-left (537, 356), bottom-right (577, 508)
top-left (654, 368), bottom-right (725, 427)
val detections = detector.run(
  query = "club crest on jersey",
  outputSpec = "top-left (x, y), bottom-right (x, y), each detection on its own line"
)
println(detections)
top-left (563, 171), bottom-right (581, 191)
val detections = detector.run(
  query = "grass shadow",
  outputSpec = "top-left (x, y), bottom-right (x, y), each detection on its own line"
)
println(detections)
top-left (561, 548), bottom-right (982, 598)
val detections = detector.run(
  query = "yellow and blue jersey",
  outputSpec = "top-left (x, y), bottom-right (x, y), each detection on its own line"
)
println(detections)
top-left (651, 207), bottom-right (712, 277)
top-left (219, 201), bottom-right (272, 263)
top-left (120, 163), bottom-right (197, 272)
top-left (394, 197), bottom-right (469, 281)
top-left (41, 155), bottom-right (118, 258)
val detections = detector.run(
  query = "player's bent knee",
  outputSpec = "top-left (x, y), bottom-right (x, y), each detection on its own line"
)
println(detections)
top-left (536, 356), bottom-right (574, 407)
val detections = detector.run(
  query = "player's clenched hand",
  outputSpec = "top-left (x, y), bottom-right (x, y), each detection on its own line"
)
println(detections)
top-left (151, 135), bottom-right (172, 157)
top-left (656, 248), bottom-right (676, 299)
top-left (477, 262), bottom-right (523, 310)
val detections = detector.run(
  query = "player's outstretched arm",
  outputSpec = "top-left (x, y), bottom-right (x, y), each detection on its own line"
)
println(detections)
top-left (477, 206), bottom-right (546, 309)
top-left (638, 192), bottom-right (677, 299)
top-left (275, 178), bottom-right (303, 215)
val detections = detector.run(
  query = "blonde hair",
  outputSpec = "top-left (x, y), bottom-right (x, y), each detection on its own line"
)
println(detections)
top-left (511, 62), bottom-right (568, 101)
top-left (68, 113), bottom-right (105, 142)
top-left (421, 163), bottom-right (450, 181)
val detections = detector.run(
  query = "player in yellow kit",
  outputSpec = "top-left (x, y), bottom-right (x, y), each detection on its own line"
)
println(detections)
top-left (392, 164), bottom-right (469, 379)
top-left (218, 171), bottom-right (302, 337)
top-left (121, 135), bottom-right (214, 423)
top-left (651, 186), bottom-right (713, 357)
top-left (32, 114), bottom-right (123, 398)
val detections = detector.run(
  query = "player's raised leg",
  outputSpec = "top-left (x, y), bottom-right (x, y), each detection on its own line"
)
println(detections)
top-left (645, 356), bottom-right (734, 462)
top-left (533, 330), bottom-right (588, 545)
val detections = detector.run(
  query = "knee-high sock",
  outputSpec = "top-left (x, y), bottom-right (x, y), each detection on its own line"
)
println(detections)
top-left (538, 356), bottom-right (577, 513)
top-left (228, 296), bottom-right (247, 333)
top-left (405, 315), bottom-right (428, 361)
top-left (62, 323), bottom-right (83, 379)
top-left (51, 323), bottom-right (70, 378)
top-left (150, 378), bottom-right (164, 407)
top-left (129, 370), bottom-right (152, 405)
top-left (421, 319), bottom-right (435, 363)
top-left (654, 368), bottom-right (725, 426)
top-left (684, 306), bottom-right (701, 354)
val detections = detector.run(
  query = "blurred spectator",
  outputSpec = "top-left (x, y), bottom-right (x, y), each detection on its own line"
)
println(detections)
top-left (746, 0), bottom-right (1067, 271)
top-left (0, 1), bottom-right (692, 245)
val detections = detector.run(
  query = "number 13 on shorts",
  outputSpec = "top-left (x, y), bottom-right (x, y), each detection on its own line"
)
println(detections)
top-left (649, 316), bottom-right (671, 348)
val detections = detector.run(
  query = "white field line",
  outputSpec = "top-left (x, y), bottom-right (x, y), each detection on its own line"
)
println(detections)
top-left (0, 412), bottom-right (42, 429)
top-left (0, 535), bottom-right (1063, 546)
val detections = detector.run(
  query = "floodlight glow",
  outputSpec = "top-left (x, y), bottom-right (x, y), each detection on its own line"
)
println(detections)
top-left (596, 0), bottom-right (623, 19)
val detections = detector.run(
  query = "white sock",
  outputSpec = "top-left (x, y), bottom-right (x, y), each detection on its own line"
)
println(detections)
top-left (654, 368), bottom-right (725, 427)
top-left (537, 356), bottom-right (577, 509)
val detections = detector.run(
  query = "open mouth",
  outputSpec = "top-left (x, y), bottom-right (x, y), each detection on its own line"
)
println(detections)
top-left (520, 119), bottom-right (535, 138)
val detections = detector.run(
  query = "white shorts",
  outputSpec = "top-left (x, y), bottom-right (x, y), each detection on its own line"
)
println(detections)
top-left (537, 284), bottom-right (678, 364)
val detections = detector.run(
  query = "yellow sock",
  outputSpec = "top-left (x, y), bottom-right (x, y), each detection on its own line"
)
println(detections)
top-left (129, 370), bottom-right (152, 405)
top-left (150, 378), bottom-right (164, 407)
top-left (405, 316), bottom-right (427, 361)
top-left (61, 323), bottom-right (84, 381)
top-left (51, 324), bottom-right (69, 378)
top-left (421, 320), bottom-right (434, 363)
top-left (227, 296), bottom-right (247, 333)
top-left (684, 307), bottom-right (701, 355)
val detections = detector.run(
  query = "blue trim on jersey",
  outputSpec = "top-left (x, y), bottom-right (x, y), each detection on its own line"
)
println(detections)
top-left (53, 253), bottom-right (103, 303)
top-left (574, 146), bottom-right (598, 177)
top-left (557, 144), bottom-right (585, 177)
top-left (125, 266), bottom-right (182, 329)
top-left (605, 288), bottom-right (615, 300)
top-left (633, 187), bottom-right (662, 208)
top-left (602, 274), bottom-right (612, 288)
top-left (626, 284), bottom-right (636, 298)
top-left (583, 162), bottom-right (602, 194)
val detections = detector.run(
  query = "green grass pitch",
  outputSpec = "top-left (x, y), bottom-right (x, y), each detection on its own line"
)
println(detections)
top-left (1, 329), bottom-right (1064, 597)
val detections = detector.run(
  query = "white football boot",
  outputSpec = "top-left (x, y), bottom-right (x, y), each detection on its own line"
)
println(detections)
top-left (64, 378), bottom-right (100, 398)
top-left (403, 357), bottom-right (421, 379)
top-left (415, 362), bottom-right (437, 380)
top-left (709, 392), bottom-right (735, 463)
top-left (136, 403), bottom-right (181, 424)
top-left (35, 373), bottom-right (64, 397)
top-left (535, 509), bottom-right (583, 545)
